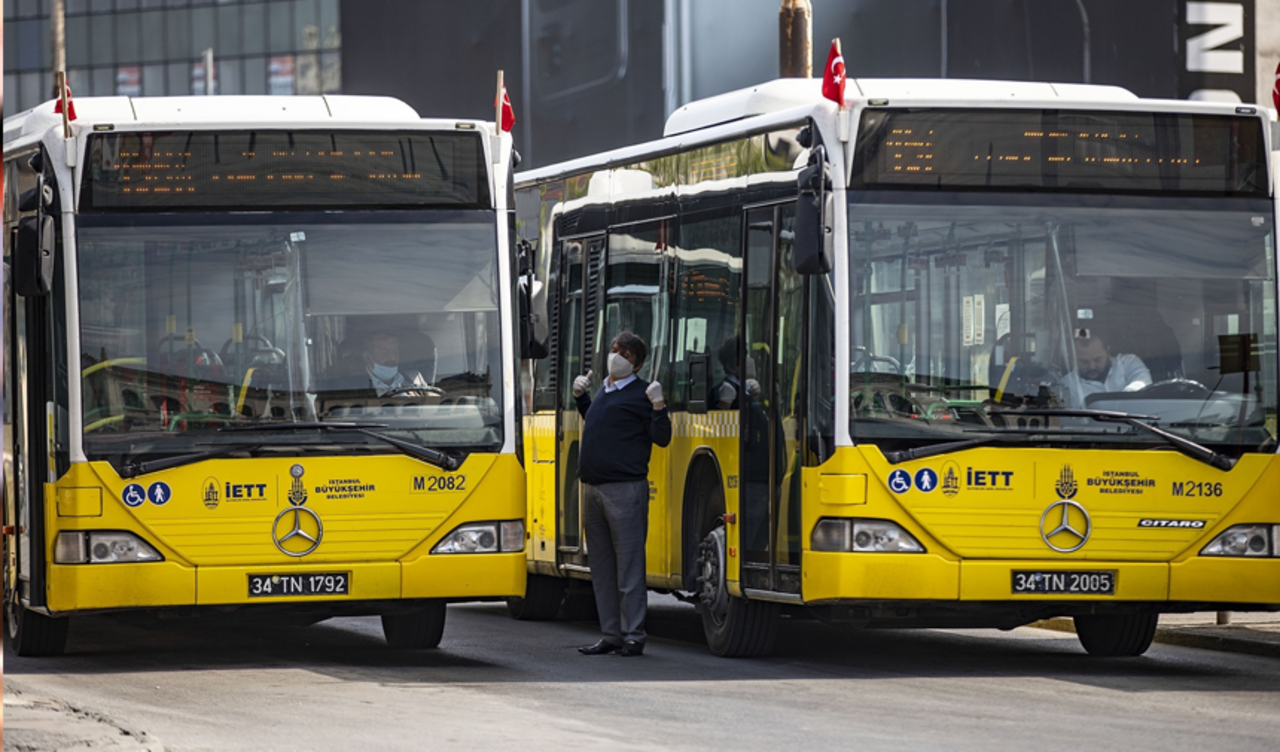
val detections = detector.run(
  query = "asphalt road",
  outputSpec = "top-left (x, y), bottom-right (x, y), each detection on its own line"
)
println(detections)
top-left (6, 595), bottom-right (1279, 751)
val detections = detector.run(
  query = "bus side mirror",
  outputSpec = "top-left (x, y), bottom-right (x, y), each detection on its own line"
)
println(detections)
top-left (794, 145), bottom-right (833, 275)
top-left (517, 240), bottom-right (549, 359)
top-left (14, 180), bottom-right (56, 298)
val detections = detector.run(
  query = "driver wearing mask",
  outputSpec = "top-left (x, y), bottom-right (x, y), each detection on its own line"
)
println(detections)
top-left (363, 332), bottom-right (430, 397)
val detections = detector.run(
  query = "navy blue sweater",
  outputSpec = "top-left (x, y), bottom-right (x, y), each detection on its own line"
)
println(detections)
top-left (575, 379), bottom-right (672, 484)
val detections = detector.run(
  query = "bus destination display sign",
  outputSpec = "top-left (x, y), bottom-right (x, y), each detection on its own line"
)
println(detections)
top-left (83, 130), bottom-right (491, 211)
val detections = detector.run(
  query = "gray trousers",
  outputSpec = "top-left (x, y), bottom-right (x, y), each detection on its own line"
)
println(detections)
top-left (582, 479), bottom-right (650, 645)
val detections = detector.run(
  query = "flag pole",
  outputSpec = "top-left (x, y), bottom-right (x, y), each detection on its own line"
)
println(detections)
top-left (495, 70), bottom-right (504, 131)
top-left (56, 71), bottom-right (71, 139)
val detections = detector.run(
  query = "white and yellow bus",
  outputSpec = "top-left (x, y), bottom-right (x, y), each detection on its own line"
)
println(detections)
top-left (3, 94), bottom-right (529, 655)
top-left (513, 79), bottom-right (1280, 657)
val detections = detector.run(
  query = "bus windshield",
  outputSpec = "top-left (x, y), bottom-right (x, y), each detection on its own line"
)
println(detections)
top-left (847, 195), bottom-right (1278, 457)
top-left (77, 210), bottom-right (503, 464)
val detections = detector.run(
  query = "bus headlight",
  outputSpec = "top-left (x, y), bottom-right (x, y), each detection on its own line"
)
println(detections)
top-left (812, 518), bottom-right (926, 553)
top-left (54, 531), bottom-right (163, 564)
top-left (1200, 525), bottom-right (1279, 557)
top-left (432, 521), bottom-right (525, 554)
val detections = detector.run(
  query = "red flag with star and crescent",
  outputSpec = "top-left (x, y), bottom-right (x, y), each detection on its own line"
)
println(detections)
top-left (1272, 60), bottom-right (1279, 111)
top-left (53, 81), bottom-right (77, 121)
top-left (822, 38), bottom-right (845, 106)
top-left (495, 83), bottom-right (515, 132)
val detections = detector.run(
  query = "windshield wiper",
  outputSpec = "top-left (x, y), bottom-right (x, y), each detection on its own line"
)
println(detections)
top-left (884, 434), bottom-right (1019, 464)
top-left (990, 408), bottom-right (1235, 471)
top-left (122, 444), bottom-right (260, 479)
top-left (219, 422), bottom-right (461, 471)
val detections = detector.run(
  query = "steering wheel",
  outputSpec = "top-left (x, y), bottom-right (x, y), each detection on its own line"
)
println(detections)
top-left (381, 383), bottom-right (446, 398)
top-left (1136, 378), bottom-right (1211, 398)
top-left (156, 334), bottom-right (223, 378)
top-left (851, 348), bottom-right (903, 375)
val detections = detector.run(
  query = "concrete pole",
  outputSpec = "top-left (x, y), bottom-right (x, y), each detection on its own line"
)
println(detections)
top-left (779, 0), bottom-right (812, 78)
top-left (51, 0), bottom-right (66, 96)
top-left (204, 48), bottom-right (215, 94)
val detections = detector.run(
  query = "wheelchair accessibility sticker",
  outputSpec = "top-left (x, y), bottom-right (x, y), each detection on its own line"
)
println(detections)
top-left (122, 484), bottom-right (146, 508)
top-left (147, 481), bottom-right (172, 506)
top-left (887, 469), bottom-right (912, 494)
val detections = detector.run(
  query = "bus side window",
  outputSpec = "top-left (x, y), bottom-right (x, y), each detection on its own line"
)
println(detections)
top-left (673, 210), bottom-right (742, 411)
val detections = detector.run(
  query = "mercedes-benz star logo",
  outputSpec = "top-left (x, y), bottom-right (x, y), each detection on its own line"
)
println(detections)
top-left (1040, 500), bottom-right (1091, 553)
top-left (274, 504), bottom-right (323, 557)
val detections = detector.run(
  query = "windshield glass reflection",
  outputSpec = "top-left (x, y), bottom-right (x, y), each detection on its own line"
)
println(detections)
top-left (77, 211), bottom-right (503, 463)
top-left (847, 196), bottom-right (1277, 456)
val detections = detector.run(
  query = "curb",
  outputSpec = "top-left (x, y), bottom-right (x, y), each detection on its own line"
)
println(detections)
top-left (1030, 617), bottom-right (1280, 659)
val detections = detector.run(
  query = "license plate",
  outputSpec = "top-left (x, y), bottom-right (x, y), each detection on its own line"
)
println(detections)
top-left (1012, 570), bottom-right (1115, 595)
top-left (248, 572), bottom-right (350, 598)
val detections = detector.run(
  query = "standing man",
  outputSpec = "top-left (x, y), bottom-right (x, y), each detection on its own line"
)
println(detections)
top-left (574, 331), bottom-right (671, 657)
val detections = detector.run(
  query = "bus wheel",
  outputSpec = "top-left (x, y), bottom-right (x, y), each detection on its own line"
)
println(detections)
top-left (381, 601), bottom-right (447, 649)
top-left (1073, 613), bottom-right (1158, 656)
top-left (5, 598), bottom-right (69, 657)
top-left (696, 525), bottom-right (778, 658)
top-left (506, 574), bottom-right (567, 620)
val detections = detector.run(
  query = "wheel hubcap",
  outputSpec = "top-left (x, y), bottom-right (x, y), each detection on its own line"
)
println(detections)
top-left (696, 526), bottom-right (729, 626)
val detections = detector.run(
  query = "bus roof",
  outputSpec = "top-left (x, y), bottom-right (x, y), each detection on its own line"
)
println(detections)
top-left (665, 78), bottom-right (1151, 136)
top-left (3, 95), bottom-right (489, 148)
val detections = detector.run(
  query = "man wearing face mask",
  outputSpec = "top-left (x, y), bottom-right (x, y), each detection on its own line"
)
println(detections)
top-left (573, 331), bottom-right (671, 657)
top-left (363, 332), bottom-right (430, 397)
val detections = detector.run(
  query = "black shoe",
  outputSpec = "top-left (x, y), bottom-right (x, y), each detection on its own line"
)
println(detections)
top-left (617, 640), bottom-right (645, 657)
top-left (578, 639), bottom-right (622, 655)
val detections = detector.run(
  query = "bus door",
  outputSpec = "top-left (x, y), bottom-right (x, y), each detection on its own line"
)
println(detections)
top-left (741, 203), bottom-right (804, 594)
top-left (555, 233), bottom-right (605, 571)
top-left (4, 150), bottom-right (65, 612)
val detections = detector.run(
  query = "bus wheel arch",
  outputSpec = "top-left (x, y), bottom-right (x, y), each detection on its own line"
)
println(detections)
top-left (681, 451), bottom-right (724, 592)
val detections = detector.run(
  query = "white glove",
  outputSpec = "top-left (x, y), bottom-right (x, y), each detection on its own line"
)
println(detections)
top-left (717, 381), bottom-right (738, 405)
top-left (745, 378), bottom-right (761, 397)
top-left (645, 380), bottom-right (665, 409)
top-left (573, 370), bottom-right (593, 397)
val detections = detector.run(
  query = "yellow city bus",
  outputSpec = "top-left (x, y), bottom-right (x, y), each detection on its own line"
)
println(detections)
top-left (3, 95), bottom-right (529, 656)
top-left (512, 79), bottom-right (1280, 656)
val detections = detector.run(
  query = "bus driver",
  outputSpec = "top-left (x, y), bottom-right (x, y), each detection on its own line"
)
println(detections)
top-left (1061, 329), bottom-right (1152, 408)
top-left (363, 332), bottom-right (431, 397)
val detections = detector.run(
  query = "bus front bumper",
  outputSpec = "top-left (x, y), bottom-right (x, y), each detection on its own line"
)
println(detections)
top-left (801, 552), bottom-right (1280, 605)
top-left (47, 552), bottom-right (526, 612)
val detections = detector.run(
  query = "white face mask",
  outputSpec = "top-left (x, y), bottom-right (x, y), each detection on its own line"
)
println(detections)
top-left (370, 362), bottom-right (399, 382)
top-left (607, 352), bottom-right (634, 381)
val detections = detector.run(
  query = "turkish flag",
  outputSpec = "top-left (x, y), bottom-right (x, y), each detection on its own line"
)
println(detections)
top-left (821, 38), bottom-right (845, 106)
top-left (1272, 60), bottom-right (1279, 112)
top-left (495, 84), bottom-right (515, 132)
top-left (53, 82), bottom-right (77, 121)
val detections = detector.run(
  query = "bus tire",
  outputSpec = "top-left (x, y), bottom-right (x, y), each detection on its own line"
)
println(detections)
top-left (696, 525), bottom-right (779, 658)
top-left (559, 584), bottom-right (598, 622)
top-left (506, 574), bottom-right (566, 621)
top-left (381, 601), bottom-right (447, 649)
top-left (5, 599), bottom-right (69, 657)
top-left (1073, 613), bottom-right (1158, 657)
